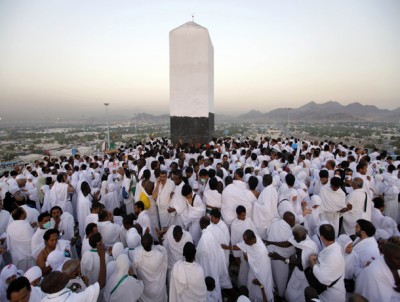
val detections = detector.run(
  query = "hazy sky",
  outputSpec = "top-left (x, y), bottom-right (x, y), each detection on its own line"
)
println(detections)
top-left (0, 0), bottom-right (399, 120)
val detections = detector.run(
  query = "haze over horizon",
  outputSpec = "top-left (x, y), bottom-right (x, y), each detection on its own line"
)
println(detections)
top-left (1, 0), bottom-right (399, 120)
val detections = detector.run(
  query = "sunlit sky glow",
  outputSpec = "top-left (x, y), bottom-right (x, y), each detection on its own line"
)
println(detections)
top-left (0, 0), bottom-right (399, 120)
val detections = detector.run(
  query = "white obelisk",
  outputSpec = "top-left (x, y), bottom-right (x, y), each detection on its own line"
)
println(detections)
top-left (169, 20), bottom-right (214, 144)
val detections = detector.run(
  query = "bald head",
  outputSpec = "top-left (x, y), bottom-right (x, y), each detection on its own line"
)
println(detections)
top-left (40, 271), bottom-right (70, 294)
top-left (292, 225), bottom-right (307, 243)
top-left (352, 177), bottom-right (363, 189)
top-left (62, 259), bottom-right (80, 276)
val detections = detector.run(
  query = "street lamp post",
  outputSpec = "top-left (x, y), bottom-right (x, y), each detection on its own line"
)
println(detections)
top-left (104, 103), bottom-right (110, 149)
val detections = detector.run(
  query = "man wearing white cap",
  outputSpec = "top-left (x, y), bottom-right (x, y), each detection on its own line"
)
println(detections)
top-left (22, 266), bottom-right (46, 301)
top-left (24, 266), bottom-right (42, 287)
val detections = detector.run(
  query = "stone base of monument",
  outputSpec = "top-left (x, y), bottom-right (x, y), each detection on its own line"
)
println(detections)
top-left (170, 112), bottom-right (214, 145)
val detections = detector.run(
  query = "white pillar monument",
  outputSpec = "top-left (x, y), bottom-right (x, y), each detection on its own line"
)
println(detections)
top-left (169, 21), bottom-right (214, 144)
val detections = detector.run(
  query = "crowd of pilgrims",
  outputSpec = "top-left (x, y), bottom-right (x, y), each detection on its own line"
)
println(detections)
top-left (0, 136), bottom-right (400, 302)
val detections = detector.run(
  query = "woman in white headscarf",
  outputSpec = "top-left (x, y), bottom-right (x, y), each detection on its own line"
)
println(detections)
top-left (106, 242), bottom-right (126, 282)
top-left (337, 234), bottom-right (360, 295)
top-left (295, 171), bottom-right (308, 188)
top-left (380, 216), bottom-right (400, 237)
top-left (382, 175), bottom-right (399, 222)
top-left (272, 174), bottom-right (281, 190)
top-left (104, 183), bottom-right (120, 213)
top-left (99, 180), bottom-right (108, 205)
top-left (103, 254), bottom-right (144, 302)
top-left (125, 228), bottom-right (141, 265)
top-left (0, 264), bottom-right (20, 301)
top-left (304, 195), bottom-right (321, 237)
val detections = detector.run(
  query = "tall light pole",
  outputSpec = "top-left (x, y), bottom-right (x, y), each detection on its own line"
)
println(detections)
top-left (133, 113), bottom-right (137, 135)
top-left (104, 103), bottom-right (110, 149)
top-left (82, 115), bottom-right (85, 132)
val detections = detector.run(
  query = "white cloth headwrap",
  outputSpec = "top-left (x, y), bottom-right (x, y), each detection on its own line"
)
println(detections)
top-left (1, 264), bottom-right (18, 284)
top-left (0, 264), bottom-right (18, 294)
top-left (103, 254), bottom-right (130, 300)
top-left (107, 183), bottom-right (116, 193)
top-left (24, 266), bottom-right (42, 283)
top-left (112, 242), bottom-right (125, 259)
top-left (311, 195), bottom-right (322, 207)
top-left (46, 250), bottom-right (67, 271)
top-left (126, 228), bottom-right (141, 249)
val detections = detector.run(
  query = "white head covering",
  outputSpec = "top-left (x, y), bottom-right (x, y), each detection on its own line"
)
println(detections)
top-left (100, 180), bottom-right (108, 196)
top-left (297, 182), bottom-right (308, 192)
top-left (296, 187), bottom-right (308, 204)
top-left (288, 188), bottom-right (298, 202)
top-left (112, 242), bottom-right (125, 259)
top-left (310, 195), bottom-right (322, 207)
top-left (374, 228), bottom-right (391, 241)
top-left (15, 174), bottom-right (26, 180)
top-left (1, 264), bottom-right (19, 295)
top-left (279, 171), bottom-right (288, 182)
top-left (291, 166), bottom-right (300, 176)
top-left (103, 254), bottom-right (130, 300)
top-left (312, 169), bottom-right (320, 180)
top-left (46, 250), bottom-right (68, 271)
top-left (380, 216), bottom-right (400, 237)
top-left (24, 266), bottom-right (42, 283)
top-left (272, 175), bottom-right (281, 189)
top-left (107, 183), bottom-right (116, 193)
top-left (126, 228), bottom-right (141, 249)
top-left (9, 185), bottom-right (20, 195)
top-left (192, 181), bottom-right (199, 190)
top-left (1, 264), bottom-right (18, 284)
top-left (337, 234), bottom-right (352, 254)
top-left (375, 174), bottom-right (383, 182)
top-left (296, 171), bottom-right (308, 184)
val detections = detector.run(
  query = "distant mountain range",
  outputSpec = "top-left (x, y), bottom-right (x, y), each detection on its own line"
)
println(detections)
top-left (236, 101), bottom-right (400, 122)
top-left (129, 101), bottom-right (400, 124)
